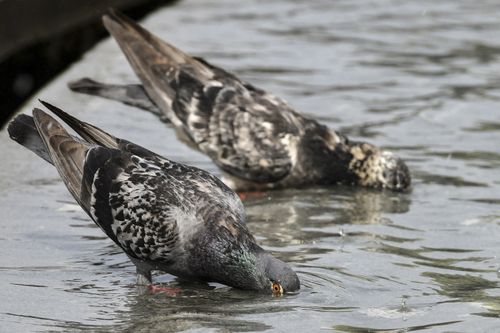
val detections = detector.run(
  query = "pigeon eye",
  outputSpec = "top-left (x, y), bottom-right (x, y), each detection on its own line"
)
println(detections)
top-left (271, 282), bottom-right (283, 295)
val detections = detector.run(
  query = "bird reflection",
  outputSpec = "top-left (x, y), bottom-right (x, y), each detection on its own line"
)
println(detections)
top-left (244, 186), bottom-right (412, 244)
top-left (103, 283), bottom-right (292, 332)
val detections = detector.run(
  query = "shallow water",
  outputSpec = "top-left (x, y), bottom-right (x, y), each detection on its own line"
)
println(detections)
top-left (1, 0), bottom-right (500, 331)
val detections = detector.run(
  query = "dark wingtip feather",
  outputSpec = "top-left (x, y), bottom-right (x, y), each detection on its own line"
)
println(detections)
top-left (103, 8), bottom-right (139, 31)
top-left (38, 100), bottom-right (119, 149)
top-left (38, 100), bottom-right (85, 133)
top-left (38, 99), bottom-right (89, 135)
top-left (38, 99), bottom-right (65, 116)
top-left (102, 8), bottom-right (160, 52)
top-left (102, 9), bottom-right (131, 36)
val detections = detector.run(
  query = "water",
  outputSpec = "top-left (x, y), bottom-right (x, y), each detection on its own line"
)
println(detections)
top-left (1, 0), bottom-right (500, 331)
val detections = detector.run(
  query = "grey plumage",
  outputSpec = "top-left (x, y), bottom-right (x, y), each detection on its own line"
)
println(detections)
top-left (69, 10), bottom-right (410, 192)
top-left (68, 78), bottom-right (162, 118)
top-left (8, 113), bottom-right (54, 164)
top-left (8, 101), bottom-right (300, 293)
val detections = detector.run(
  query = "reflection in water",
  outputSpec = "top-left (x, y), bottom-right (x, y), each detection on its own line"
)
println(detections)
top-left (2, 0), bottom-right (500, 331)
top-left (112, 289), bottom-right (279, 332)
top-left (415, 171), bottom-right (488, 188)
top-left (423, 272), bottom-right (500, 318)
top-left (245, 187), bottom-right (411, 229)
top-left (368, 242), bottom-right (492, 273)
top-left (333, 320), bottom-right (462, 333)
top-left (58, 275), bottom-right (297, 332)
top-left (466, 121), bottom-right (500, 132)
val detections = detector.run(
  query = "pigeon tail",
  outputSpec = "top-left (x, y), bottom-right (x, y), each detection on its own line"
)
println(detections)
top-left (8, 113), bottom-right (53, 164)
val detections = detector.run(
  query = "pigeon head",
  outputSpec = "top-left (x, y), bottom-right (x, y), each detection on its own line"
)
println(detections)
top-left (194, 231), bottom-right (300, 294)
top-left (347, 143), bottom-right (411, 191)
top-left (223, 246), bottom-right (300, 295)
top-left (256, 250), bottom-right (301, 295)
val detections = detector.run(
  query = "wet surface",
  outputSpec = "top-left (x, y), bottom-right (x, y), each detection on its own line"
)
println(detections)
top-left (1, 0), bottom-right (499, 331)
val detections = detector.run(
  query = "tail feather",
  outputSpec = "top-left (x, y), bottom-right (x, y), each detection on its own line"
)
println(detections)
top-left (9, 103), bottom-right (136, 216)
top-left (32, 109), bottom-right (90, 209)
top-left (67, 78), bottom-right (162, 116)
top-left (104, 9), bottom-right (193, 66)
top-left (39, 100), bottom-right (120, 149)
top-left (8, 114), bottom-right (53, 164)
top-left (102, 9), bottom-right (214, 122)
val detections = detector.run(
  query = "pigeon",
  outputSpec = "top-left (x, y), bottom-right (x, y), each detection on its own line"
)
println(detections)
top-left (69, 10), bottom-right (411, 192)
top-left (7, 101), bottom-right (300, 294)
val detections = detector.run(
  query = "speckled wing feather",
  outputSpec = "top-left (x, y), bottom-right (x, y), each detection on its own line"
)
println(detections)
top-left (28, 105), bottom-right (245, 266)
top-left (103, 10), bottom-right (303, 183)
top-left (93, 152), bottom-right (247, 263)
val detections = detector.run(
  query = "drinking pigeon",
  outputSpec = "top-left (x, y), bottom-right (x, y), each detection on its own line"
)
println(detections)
top-left (8, 101), bottom-right (300, 294)
top-left (69, 10), bottom-right (411, 192)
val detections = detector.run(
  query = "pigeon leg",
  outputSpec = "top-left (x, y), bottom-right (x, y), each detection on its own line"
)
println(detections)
top-left (129, 256), bottom-right (153, 285)
top-left (136, 269), bottom-right (152, 285)
top-left (237, 191), bottom-right (267, 201)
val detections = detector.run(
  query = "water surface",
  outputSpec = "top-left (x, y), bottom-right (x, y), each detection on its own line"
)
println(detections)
top-left (1, 0), bottom-right (499, 332)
